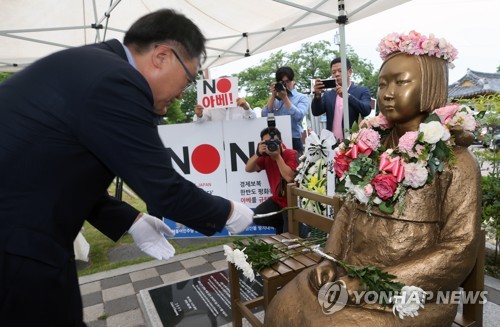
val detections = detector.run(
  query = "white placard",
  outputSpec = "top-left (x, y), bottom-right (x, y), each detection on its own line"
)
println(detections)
top-left (196, 76), bottom-right (238, 109)
top-left (157, 116), bottom-right (292, 209)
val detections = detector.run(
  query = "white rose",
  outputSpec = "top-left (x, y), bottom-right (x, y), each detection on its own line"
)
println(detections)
top-left (419, 121), bottom-right (445, 144)
top-left (345, 176), bottom-right (370, 204)
top-left (441, 128), bottom-right (450, 141)
top-left (352, 186), bottom-right (370, 204)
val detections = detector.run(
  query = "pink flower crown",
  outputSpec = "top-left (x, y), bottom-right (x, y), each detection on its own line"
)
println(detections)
top-left (376, 30), bottom-right (458, 64)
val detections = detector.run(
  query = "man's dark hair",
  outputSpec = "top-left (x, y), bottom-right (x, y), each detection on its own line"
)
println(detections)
top-left (275, 66), bottom-right (295, 82)
top-left (124, 9), bottom-right (206, 62)
top-left (260, 127), bottom-right (282, 140)
top-left (330, 57), bottom-right (352, 70)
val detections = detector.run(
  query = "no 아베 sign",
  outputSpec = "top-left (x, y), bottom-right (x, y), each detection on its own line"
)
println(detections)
top-left (197, 77), bottom-right (238, 109)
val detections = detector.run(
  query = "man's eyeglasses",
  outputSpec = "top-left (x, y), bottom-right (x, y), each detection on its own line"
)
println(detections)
top-left (170, 48), bottom-right (197, 91)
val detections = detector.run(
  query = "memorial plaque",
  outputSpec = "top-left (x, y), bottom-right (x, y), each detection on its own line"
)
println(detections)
top-left (144, 269), bottom-right (263, 327)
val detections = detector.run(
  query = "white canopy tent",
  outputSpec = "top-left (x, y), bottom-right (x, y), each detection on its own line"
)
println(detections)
top-left (0, 0), bottom-right (410, 127)
top-left (0, 0), bottom-right (409, 72)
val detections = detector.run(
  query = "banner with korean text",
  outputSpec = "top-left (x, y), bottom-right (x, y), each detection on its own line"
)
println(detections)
top-left (157, 116), bottom-right (292, 237)
top-left (196, 76), bottom-right (238, 110)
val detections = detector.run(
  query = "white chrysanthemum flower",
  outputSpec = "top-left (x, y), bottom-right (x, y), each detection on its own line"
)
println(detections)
top-left (242, 265), bottom-right (255, 282)
top-left (232, 248), bottom-right (255, 282)
top-left (223, 245), bottom-right (234, 263)
top-left (392, 286), bottom-right (426, 319)
top-left (233, 248), bottom-right (248, 267)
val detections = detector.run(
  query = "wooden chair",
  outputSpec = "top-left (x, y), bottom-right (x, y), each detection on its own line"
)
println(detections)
top-left (229, 185), bottom-right (485, 327)
top-left (452, 230), bottom-right (485, 327)
top-left (229, 184), bottom-right (341, 327)
top-left (286, 184), bottom-right (341, 236)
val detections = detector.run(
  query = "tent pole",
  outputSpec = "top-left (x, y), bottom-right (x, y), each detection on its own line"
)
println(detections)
top-left (337, 0), bottom-right (350, 140)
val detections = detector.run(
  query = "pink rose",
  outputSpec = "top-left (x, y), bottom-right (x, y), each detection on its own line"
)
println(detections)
top-left (371, 174), bottom-right (398, 200)
top-left (434, 104), bottom-right (459, 124)
top-left (334, 153), bottom-right (351, 178)
top-left (364, 184), bottom-right (374, 197)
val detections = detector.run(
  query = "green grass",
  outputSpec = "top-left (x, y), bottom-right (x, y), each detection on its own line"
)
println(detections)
top-left (77, 185), bottom-right (243, 277)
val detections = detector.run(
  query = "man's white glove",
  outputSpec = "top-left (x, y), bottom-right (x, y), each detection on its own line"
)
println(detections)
top-left (226, 201), bottom-right (254, 234)
top-left (129, 213), bottom-right (176, 260)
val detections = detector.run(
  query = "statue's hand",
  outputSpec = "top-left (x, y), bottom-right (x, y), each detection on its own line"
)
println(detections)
top-left (337, 275), bottom-right (363, 304)
top-left (451, 125), bottom-right (474, 147)
top-left (308, 260), bottom-right (337, 294)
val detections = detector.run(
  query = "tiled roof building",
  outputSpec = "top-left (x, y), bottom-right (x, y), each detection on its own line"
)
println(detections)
top-left (449, 69), bottom-right (500, 99)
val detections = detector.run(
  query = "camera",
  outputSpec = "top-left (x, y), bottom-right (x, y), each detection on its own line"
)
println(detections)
top-left (265, 113), bottom-right (281, 152)
top-left (321, 79), bottom-right (336, 89)
top-left (274, 81), bottom-right (286, 92)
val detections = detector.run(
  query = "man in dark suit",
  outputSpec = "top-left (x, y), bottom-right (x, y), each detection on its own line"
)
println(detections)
top-left (0, 9), bottom-right (253, 326)
top-left (311, 57), bottom-right (372, 142)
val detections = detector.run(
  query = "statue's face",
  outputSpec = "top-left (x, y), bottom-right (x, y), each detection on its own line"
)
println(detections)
top-left (378, 54), bottom-right (423, 124)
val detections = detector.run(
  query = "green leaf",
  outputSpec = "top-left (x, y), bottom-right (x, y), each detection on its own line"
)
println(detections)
top-left (336, 182), bottom-right (346, 193)
top-left (379, 201), bottom-right (394, 214)
top-left (424, 113), bottom-right (441, 123)
top-left (476, 110), bottom-right (487, 119)
top-left (351, 121), bottom-right (359, 133)
top-left (349, 174), bottom-right (363, 184)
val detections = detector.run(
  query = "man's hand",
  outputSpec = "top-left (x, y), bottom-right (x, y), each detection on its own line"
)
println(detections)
top-left (313, 78), bottom-right (324, 98)
top-left (194, 104), bottom-right (203, 118)
top-left (129, 213), bottom-right (176, 260)
top-left (335, 84), bottom-right (344, 97)
top-left (226, 201), bottom-right (253, 234)
top-left (236, 97), bottom-right (249, 110)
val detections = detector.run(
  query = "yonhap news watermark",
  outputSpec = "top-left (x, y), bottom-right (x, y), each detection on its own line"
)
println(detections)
top-left (318, 281), bottom-right (488, 315)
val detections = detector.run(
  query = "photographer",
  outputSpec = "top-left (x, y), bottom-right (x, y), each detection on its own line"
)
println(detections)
top-left (312, 57), bottom-right (372, 142)
top-left (245, 125), bottom-right (299, 233)
top-left (262, 66), bottom-right (309, 153)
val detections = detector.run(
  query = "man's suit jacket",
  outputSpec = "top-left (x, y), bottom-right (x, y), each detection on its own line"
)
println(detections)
top-left (311, 83), bottom-right (372, 132)
top-left (0, 39), bottom-right (230, 325)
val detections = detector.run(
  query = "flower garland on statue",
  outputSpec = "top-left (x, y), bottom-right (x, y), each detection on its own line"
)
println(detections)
top-left (334, 103), bottom-right (477, 214)
top-left (377, 30), bottom-right (458, 66)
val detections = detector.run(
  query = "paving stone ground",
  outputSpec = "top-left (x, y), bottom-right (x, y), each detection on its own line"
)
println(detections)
top-left (79, 241), bottom-right (500, 327)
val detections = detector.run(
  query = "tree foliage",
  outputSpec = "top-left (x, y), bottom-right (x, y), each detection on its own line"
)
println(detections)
top-left (462, 94), bottom-right (500, 261)
top-left (159, 99), bottom-right (186, 125)
top-left (236, 41), bottom-right (378, 108)
top-left (179, 88), bottom-right (197, 122)
top-left (0, 72), bottom-right (14, 83)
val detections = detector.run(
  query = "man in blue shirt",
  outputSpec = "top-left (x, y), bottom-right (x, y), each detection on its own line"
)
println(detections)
top-left (262, 66), bottom-right (309, 153)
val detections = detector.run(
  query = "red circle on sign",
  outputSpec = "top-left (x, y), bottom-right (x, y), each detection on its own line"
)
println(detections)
top-left (191, 144), bottom-right (220, 174)
top-left (216, 78), bottom-right (232, 93)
